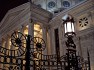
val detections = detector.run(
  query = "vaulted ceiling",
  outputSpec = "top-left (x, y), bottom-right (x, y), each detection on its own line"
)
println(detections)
top-left (0, 0), bottom-right (28, 22)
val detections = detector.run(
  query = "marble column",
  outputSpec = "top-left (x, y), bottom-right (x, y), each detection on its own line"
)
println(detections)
top-left (1, 39), bottom-right (6, 48)
top-left (16, 26), bottom-right (26, 70)
top-left (46, 27), bottom-right (51, 55)
top-left (28, 19), bottom-right (34, 70)
top-left (20, 25), bottom-right (26, 48)
top-left (4, 35), bottom-right (10, 69)
top-left (20, 25), bottom-right (25, 34)
top-left (59, 26), bottom-right (65, 56)
top-left (42, 26), bottom-right (47, 55)
top-left (28, 19), bottom-right (34, 37)
top-left (0, 38), bottom-right (6, 69)
top-left (5, 35), bottom-right (10, 49)
top-left (17, 26), bottom-right (25, 57)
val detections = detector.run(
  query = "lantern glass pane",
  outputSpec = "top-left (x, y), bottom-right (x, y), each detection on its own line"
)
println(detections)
top-left (67, 22), bottom-right (72, 32)
top-left (72, 23), bottom-right (75, 32)
top-left (64, 23), bottom-right (67, 33)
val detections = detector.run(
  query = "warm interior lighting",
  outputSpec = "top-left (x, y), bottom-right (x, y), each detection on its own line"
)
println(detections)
top-left (24, 25), bottom-right (28, 35)
top-left (34, 24), bottom-right (40, 31)
top-left (40, 29), bottom-right (42, 33)
top-left (26, 25), bottom-right (28, 28)
top-left (24, 29), bottom-right (28, 35)
top-left (34, 27), bottom-right (40, 31)
top-left (9, 39), bottom-right (11, 49)
top-left (34, 24), bottom-right (42, 38)
top-left (34, 32), bottom-right (37, 36)
top-left (2, 39), bottom-right (6, 47)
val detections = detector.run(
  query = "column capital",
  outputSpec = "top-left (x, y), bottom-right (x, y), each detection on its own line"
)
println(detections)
top-left (42, 24), bottom-right (50, 30)
top-left (29, 18), bottom-right (36, 24)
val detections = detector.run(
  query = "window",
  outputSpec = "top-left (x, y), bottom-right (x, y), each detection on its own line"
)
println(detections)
top-left (48, 1), bottom-right (56, 8)
top-left (34, 24), bottom-right (42, 38)
top-left (54, 28), bottom-right (60, 57)
top-left (62, 1), bottom-right (70, 8)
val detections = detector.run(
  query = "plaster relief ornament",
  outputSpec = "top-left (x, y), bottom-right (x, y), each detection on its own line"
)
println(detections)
top-left (79, 17), bottom-right (88, 27)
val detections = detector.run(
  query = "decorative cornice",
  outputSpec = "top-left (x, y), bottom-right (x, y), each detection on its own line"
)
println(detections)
top-left (30, 3), bottom-right (52, 23)
top-left (0, 2), bottom-right (52, 38)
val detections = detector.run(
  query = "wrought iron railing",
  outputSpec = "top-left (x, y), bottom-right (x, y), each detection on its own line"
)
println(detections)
top-left (0, 31), bottom-right (90, 70)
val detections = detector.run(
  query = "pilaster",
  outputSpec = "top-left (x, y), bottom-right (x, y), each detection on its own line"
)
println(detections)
top-left (20, 25), bottom-right (25, 34)
top-left (46, 25), bottom-right (51, 55)
top-left (77, 29), bottom-right (94, 70)
top-left (28, 19), bottom-right (34, 37)
top-left (42, 26), bottom-right (47, 55)
top-left (28, 19), bottom-right (34, 70)
top-left (5, 35), bottom-right (10, 49)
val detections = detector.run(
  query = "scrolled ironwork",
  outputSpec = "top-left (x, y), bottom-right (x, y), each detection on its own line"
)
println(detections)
top-left (14, 65), bottom-right (21, 70)
top-left (0, 31), bottom-right (91, 70)
top-left (10, 31), bottom-right (26, 57)
top-left (11, 31), bottom-right (26, 47)
top-left (30, 37), bottom-right (46, 51)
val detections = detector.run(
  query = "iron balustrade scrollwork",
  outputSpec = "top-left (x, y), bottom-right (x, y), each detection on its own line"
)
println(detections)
top-left (0, 31), bottom-right (91, 70)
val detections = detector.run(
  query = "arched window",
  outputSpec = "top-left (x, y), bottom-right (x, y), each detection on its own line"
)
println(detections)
top-left (34, 24), bottom-right (42, 38)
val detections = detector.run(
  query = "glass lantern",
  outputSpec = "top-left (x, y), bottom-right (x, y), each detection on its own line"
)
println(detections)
top-left (62, 14), bottom-right (75, 37)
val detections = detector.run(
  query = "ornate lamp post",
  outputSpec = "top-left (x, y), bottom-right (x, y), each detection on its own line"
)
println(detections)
top-left (62, 14), bottom-right (78, 70)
